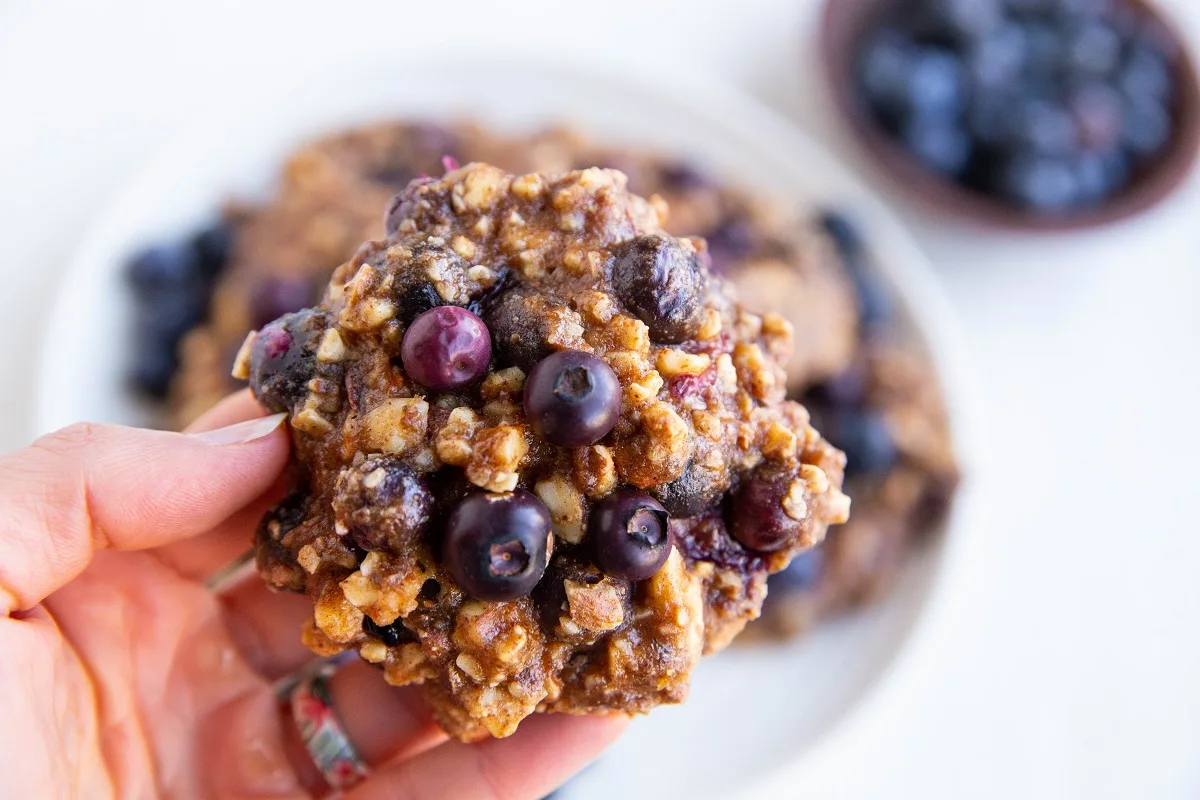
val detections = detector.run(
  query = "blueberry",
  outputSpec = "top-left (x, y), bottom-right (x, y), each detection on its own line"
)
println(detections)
top-left (610, 233), bottom-right (707, 344)
top-left (249, 276), bottom-right (317, 329)
top-left (857, 29), bottom-right (917, 128)
top-left (1065, 21), bottom-right (1123, 76)
top-left (914, 0), bottom-right (1004, 43)
top-left (126, 243), bottom-right (202, 296)
top-left (362, 616), bottom-right (416, 647)
top-left (334, 458), bottom-right (435, 553)
top-left (484, 285), bottom-right (558, 371)
top-left (190, 222), bottom-right (234, 281)
top-left (805, 361), bottom-right (870, 409)
top-left (968, 23), bottom-right (1028, 88)
top-left (137, 290), bottom-right (208, 344)
top-left (902, 114), bottom-right (973, 176)
top-left (967, 90), bottom-right (1019, 146)
top-left (589, 490), bottom-right (672, 581)
top-left (999, 154), bottom-right (1081, 211)
top-left (1073, 149), bottom-right (1129, 204)
top-left (769, 547), bottom-right (825, 592)
top-left (1021, 22), bottom-right (1066, 80)
top-left (729, 466), bottom-right (809, 553)
top-left (524, 350), bottom-right (621, 447)
top-left (904, 48), bottom-right (968, 118)
top-left (248, 309), bottom-right (325, 412)
top-left (127, 340), bottom-right (178, 398)
top-left (704, 217), bottom-right (758, 274)
top-left (1068, 82), bottom-right (1125, 151)
top-left (1118, 44), bottom-right (1174, 102)
top-left (400, 306), bottom-right (491, 391)
top-left (1014, 98), bottom-right (1080, 155)
top-left (650, 458), bottom-right (730, 517)
top-left (1122, 95), bottom-right (1172, 157)
top-left (443, 491), bottom-right (551, 601)
top-left (659, 160), bottom-right (713, 191)
top-left (817, 210), bottom-right (866, 260)
top-left (831, 409), bottom-right (899, 479)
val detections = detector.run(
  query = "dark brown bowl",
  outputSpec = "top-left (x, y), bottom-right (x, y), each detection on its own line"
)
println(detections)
top-left (819, 0), bottom-right (1200, 231)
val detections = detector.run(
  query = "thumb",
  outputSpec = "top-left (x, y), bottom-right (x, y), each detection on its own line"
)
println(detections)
top-left (0, 414), bottom-right (289, 613)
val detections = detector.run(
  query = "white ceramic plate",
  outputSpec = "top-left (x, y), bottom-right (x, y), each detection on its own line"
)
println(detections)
top-left (33, 56), bottom-right (978, 799)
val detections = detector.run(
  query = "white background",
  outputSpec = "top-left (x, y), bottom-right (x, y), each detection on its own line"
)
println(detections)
top-left (0, 1), bottom-right (1197, 798)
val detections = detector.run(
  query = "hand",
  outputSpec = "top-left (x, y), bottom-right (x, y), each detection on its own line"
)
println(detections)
top-left (0, 391), bottom-right (626, 799)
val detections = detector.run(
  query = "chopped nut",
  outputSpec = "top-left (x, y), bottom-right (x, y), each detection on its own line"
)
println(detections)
top-left (800, 463), bottom-right (830, 495)
top-left (465, 425), bottom-right (528, 492)
top-left (782, 479), bottom-right (808, 521)
top-left (297, 544), bottom-right (321, 574)
top-left (573, 445), bottom-right (618, 499)
top-left (480, 367), bottom-right (526, 399)
top-left (610, 315), bottom-right (650, 354)
top-left (656, 349), bottom-right (712, 377)
top-left (316, 328), bottom-right (346, 363)
top-left (293, 408), bottom-right (335, 436)
top-left (231, 332), bottom-right (255, 379)
top-left (697, 308), bottom-right (722, 340)
top-left (340, 570), bottom-right (382, 609)
top-left (732, 343), bottom-right (777, 401)
top-left (361, 397), bottom-right (429, 455)
top-left (451, 235), bottom-right (477, 260)
top-left (456, 653), bottom-right (487, 684)
top-left (360, 640), bottom-right (389, 663)
top-left (435, 406), bottom-right (483, 466)
top-left (626, 371), bottom-right (664, 407)
top-left (692, 410), bottom-right (723, 441)
top-left (535, 474), bottom-right (585, 544)
top-left (762, 421), bottom-right (798, 461)
top-left (511, 173), bottom-right (545, 200)
top-left (564, 579), bottom-right (626, 633)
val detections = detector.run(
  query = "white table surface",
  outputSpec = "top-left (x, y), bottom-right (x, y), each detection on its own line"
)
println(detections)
top-left (1, 1), bottom-right (1197, 798)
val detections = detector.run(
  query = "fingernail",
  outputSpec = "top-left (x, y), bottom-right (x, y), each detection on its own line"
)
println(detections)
top-left (190, 413), bottom-right (287, 445)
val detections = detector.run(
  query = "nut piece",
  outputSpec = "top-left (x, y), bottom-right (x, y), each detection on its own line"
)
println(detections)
top-left (656, 349), bottom-right (712, 378)
top-left (465, 425), bottom-right (528, 492)
top-left (564, 578), bottom-right (626, 633)
top-left (535, 474), bottom-right (586, 544)
top-left (361, 398), bottom-right (430, 456)
top-left (436, 406), bottom-right (484, 466)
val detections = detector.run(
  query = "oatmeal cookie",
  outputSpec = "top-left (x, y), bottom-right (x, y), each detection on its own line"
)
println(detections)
top-left (239, 164), bottom-right (850, 739)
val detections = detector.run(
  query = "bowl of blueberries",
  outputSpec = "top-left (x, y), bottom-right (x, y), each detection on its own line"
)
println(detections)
top-left (821, 0), bottom-right (1200, 228)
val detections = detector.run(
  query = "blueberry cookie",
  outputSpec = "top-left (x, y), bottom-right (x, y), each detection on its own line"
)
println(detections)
top-left (236, 164), bottom-right (850, 739)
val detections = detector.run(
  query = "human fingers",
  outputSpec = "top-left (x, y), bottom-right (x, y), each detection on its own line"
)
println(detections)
top-left (0, 414), bottom-right (287, 612)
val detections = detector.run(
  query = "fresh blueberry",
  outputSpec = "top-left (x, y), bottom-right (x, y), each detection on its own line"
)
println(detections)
top-left (857, 29), bottom-right (917, 129)
top-left (899, 47), bottom-right (969, 119)
top-left (1014, 98), bottom-right (1080, 155)
top-left (805, 361), bottom-right (870, 409)
top-left (126, 243), bottom-right (202, 296)
top-left (967, 90), bottom-right (1019, 146)
top-left (998, 154), bottom-right (1081, 211)
top-left (769, 547), bottom-right (825, 592)
top-left (589, 490), bottom-right (672, 581)
top-left (400, 306), bottom-right (492, 391)
top-left (914, 0), bottom-right (1004, 44)
top-left (817, 210), bottom-right (867, 260)
top-left (1021, 22), bottom-right (1066, 80)
top-left (704, 217), bottom-right (758, 274)
top-left (524, 350), bottom-right (621, 447)
top-left (249, 276), bottom-right (317, 329)
top-left (443, 491), bottom-right (551, 601)
top-left (1065, 21), bottom-right (1123, 76)
top-left (902, 114), bottom-right (973, 176)
top-left (968, 23), bottom-right (1028, 88)
top-left (1121, 95), bottom-right (1172, 157)
top-left (610, 233), bottom-right (707, 344)
top-left (137, 290), bottom-right (209, 344)
top-left (1073, 149), bottom-right (1129, 204)
top-left (248, 309), bottom-right (325, 412)
top-left (1118, 43), bottom-right (1174, 102)
top-left (1068, 82), bottom-right (1125, 151)
top-left (362, 616), bottom-right (416, 647)
top-left (659, 160), bottom-right (713, 191)
top-left (190, 222), bottom-right (234, 281)
top-left (831, 409), bottom-right (899, 479)
top-left (127, 340), bottom-right (178, 398)
top-left (729, 466), bottom-right (809, 553)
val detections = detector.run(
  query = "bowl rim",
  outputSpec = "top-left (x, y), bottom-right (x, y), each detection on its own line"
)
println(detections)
top-left (817, 0), bottom-right (1200, 232)
top-left (32, 52), bottom-right (986, 792)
